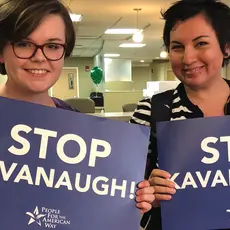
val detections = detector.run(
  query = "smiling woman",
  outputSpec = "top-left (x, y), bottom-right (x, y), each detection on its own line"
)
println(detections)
top-left (0, 0), bottom-right (75, 107)
top-left (130, 0), bottom-right (230, 229)
top-left (0, 0), bottom-right (156, 220)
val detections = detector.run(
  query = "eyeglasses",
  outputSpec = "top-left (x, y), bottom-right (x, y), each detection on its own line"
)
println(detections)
top-left (11, 41), bottom-right (66, 61)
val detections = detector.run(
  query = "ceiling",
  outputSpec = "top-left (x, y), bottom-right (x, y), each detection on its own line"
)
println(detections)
top-left (63, 0), bottom-right (230, 64)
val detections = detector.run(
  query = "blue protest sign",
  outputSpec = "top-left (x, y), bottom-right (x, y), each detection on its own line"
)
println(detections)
top-left (157, 116), bottom-right (230, 230)
top-left (0, 96), bottom-right (149, 230)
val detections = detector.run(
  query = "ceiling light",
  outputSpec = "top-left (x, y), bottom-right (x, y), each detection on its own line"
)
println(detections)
top-left (69, 13), bottom-right (83, 22)
top-left (119, 43), bottom-right (146, 48)
top-left (132, 8), bottom-right (144, 43)
top-left (140, 60), bottom-right (145, 62)
top-left (160, 51), bottom-right (168, 59)
top-left (104, 54), bottom-right (120, 57)
top-left (104, 29), bottom-right (138, 34)
top-left (132, 30), bottom-right (144, 43)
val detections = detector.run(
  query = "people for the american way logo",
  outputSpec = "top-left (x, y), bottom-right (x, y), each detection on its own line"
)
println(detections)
top-left (26, 206), bottom-right (46, 226)
top-left (26, 206), bottom-right (71, 228)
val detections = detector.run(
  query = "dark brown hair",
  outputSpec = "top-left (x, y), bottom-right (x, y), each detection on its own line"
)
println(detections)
top-left (0, 0), bottom-right (76, 74)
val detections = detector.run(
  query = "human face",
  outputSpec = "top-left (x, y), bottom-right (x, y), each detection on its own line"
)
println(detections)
top-left (1, 14), bottom-right (66, 95)
top-left (169, 13), bottom-right (228, 89)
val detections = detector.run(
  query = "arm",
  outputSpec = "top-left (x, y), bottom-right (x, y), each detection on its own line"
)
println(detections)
top-left (131, 98), bottom-right (176, 229)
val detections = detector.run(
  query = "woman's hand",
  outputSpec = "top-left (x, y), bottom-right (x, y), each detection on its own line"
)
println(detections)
top-left (135, 180), bottom-right (155, 214)
top-left (148, 169), bottom-right (176, 207)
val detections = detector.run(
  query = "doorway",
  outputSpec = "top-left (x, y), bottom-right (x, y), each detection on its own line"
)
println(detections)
top-left (51, 67), bottom-right (79, 100)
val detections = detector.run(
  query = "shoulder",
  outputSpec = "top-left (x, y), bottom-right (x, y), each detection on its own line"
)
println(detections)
top-left (130, 89), bottom-right (177, 126)
top-left (52, 97), bottom-right (79, 112)
top-left (130, 98), bottom-right (151, 126)
top-left (151, 89), bottom-right (175, 106)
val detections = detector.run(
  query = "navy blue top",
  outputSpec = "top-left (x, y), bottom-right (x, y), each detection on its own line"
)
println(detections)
top-left (52, 97), bottom-right (79, 112)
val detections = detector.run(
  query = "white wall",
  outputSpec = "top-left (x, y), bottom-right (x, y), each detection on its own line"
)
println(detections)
top-left (132, 66), bottom-right (151, 90)
top-left (104, 91), bottom-right (143, 112)
top-left (151, 61), bottom-right (171, 81)
top-left (225, 65), bottom-right (229, 79)
top-left (0, 74), bottom-right (7, 85)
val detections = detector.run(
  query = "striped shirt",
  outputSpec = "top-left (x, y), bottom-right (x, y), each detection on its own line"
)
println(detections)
top-left (130, 80), bottom-right (230, 170)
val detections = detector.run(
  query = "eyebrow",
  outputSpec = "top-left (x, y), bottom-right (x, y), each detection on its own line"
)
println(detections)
top-left (170, 35), bottom-right (210, 44)
top-left (25, 37), bottom-right (64, 43)
top-left (46, 38), bottom-right (64, 42)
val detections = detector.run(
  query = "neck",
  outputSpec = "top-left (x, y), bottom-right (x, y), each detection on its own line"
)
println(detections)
top-left (0, 83), bottom-right (55, 107)
top-left (184, 78), bottom-right (229, 102)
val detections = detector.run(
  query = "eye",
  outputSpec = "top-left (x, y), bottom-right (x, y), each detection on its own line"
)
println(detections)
top-left (196, 41), bottom-right (208, 47)
top-left (14, 41), bottom-right (32, 48)
top-left (171, 45), bottom-right (183, 50)
top-left (46, 43), bottom-right (63, 50)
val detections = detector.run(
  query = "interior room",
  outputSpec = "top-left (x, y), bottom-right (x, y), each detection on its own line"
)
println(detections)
top-left (0, 0), bottom-right (229, 121)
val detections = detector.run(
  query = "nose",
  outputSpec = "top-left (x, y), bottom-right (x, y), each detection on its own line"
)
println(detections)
top-left (182, 47), bottom-right (197, 65)
top-left (30, 47), bottom-right (46, 62)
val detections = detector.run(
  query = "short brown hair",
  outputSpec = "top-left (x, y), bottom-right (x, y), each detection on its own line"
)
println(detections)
top-left (0, 0), bottom-right (76, 74)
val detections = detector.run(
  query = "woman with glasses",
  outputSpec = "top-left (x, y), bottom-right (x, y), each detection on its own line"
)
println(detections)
top-left (0, 0), bottom-right (155, 217)
top-left (0, 0), bottom-right (74, 108)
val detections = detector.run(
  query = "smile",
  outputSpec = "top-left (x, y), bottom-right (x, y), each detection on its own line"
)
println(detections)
top-left (183, 66), bottom-right (204, 74)
top-left (26, 69), bottom-right (48, 75)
